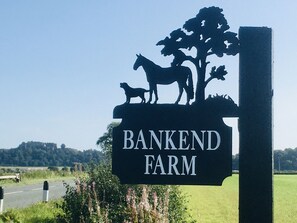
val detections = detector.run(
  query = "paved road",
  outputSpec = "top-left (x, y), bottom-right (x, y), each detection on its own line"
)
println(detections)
top-left (1, 179), bottom-right (74, 211)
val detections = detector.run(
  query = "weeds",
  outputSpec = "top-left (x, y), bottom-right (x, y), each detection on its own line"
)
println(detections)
top-left (59, 165), bottom-right (195, 222)
top-left (125, 186), bottom-right (170, 223)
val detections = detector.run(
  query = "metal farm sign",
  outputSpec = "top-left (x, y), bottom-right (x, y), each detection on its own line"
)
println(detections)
top-left (112, 6), bottom-right (239, 186)
top-left (112, 12), bottom-right (273, 223)
top-left (112, 104), bottom-right (235, 185)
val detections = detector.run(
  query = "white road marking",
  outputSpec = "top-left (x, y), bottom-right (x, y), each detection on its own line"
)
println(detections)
top-left (4, 185), bottom-right (61, 195)
top-left (5, 191), bottom-right (24, 195)
top-left (32, 188), bottom-right (42, 191)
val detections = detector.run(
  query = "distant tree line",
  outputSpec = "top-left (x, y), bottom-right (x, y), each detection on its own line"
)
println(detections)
top-left (0, 141), bottom-right (103, 167)
top-left (1, 141), bottom-right (296, 171)
top-left (232, 147), bottom-right (297, 171)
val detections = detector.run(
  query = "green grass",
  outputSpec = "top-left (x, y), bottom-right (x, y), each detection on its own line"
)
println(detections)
top-left (183, 174), bottom-right (297, 223)
top-left (2, 175), bottom-right (296, 222)
top-left (18, 200), bottom-right (63, 223)
top-left (183, 175), bottom-right (238, 223)
top-left (0, 200), bottom-right (63, 223)
top-left (274, 175), bottom-right (297, 222)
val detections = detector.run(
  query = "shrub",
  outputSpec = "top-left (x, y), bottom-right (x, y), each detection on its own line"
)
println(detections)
top-left (61, 167), bottom-right (70, 172)
top-left (0, 210), bottom-right (21, 223)
top-left (48, 166), bottom-right (60, 171)
top-left (58, 163), bottom-right (195, 222)
top-left (58, 123), bottom-right (195, 222)
top-left (57, 178), bottom-right (108, 223)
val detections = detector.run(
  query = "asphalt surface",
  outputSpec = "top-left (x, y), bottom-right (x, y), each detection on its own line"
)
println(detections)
top-left (1, 179), bottom-right (74, 211)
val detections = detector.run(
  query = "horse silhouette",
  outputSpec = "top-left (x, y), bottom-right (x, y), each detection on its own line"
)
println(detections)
top-left (133, 54), bottom-right (194, 105)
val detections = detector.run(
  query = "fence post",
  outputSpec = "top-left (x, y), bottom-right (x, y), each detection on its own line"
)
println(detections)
top-left (43, 181), bottom-right (49, 202)
top-left (0, 187), bottom-right (3, 214)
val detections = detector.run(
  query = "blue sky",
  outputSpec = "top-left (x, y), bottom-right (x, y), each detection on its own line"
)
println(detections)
top-left (0, 1), bottom-right (296, 154)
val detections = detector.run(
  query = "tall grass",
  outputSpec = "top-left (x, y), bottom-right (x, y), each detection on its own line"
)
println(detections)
top-left (59, 179), bottom-right (181, 223)
top-left (0, 200), bottom-right (63, 223)
top-left (125, 186), bottom-right (170, 223)
top-left (21, 170), bottom-right (72, 180)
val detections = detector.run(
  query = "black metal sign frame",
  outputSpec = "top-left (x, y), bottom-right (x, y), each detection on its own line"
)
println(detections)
top-left (111, 8), bottom-right (273, 223)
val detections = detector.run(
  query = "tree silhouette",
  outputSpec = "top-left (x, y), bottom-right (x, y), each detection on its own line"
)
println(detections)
top-left (157, 7), bottom-right (239, 103)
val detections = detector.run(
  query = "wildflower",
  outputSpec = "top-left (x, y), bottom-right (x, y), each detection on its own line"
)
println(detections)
top-left (141, 186), bottom-right (150, 212)
top-left (126, 188), bottom-right (132, 206)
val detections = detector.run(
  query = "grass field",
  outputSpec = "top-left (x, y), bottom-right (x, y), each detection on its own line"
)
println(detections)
top-left (183, 174), bottom-right (297, 223)
top-left (1, 174), bottom-right (296, 222)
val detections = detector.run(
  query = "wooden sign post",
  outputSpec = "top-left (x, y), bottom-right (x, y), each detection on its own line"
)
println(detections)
top-left (239, 27), bottom-right (273, 223)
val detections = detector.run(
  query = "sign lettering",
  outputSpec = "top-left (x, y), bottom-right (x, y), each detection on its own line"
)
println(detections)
top-left (112, 104), bottom-right (234, 185)
top-left (123, 129), bottom-right (221, 151)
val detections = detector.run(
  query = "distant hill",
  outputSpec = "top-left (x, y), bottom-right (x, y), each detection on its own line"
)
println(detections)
top-left (0, 141), bottom-right (103, 167)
